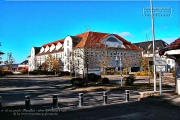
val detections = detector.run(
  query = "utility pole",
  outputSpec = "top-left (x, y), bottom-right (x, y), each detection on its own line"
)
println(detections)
top-left (150, 0), bottom-right (156, 91)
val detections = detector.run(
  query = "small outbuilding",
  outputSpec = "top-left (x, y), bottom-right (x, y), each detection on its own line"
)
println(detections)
top-left (161, 37), bottom-right (180, 94)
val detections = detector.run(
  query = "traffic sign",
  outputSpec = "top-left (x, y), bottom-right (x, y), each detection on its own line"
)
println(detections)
top-left (156, 65), bottom-right (166, 72)
top-left (155, 57), bottom-right (167, 65)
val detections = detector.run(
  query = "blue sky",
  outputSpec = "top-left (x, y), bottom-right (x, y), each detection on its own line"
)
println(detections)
top-left (0, 0), bottom-right (179, 63)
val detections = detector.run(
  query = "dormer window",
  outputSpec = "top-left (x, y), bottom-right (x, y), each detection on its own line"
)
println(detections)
top-left (103, 35), bottom-right (124, 48)
top-left (45, 46), bottom-right (50, 53)
top-left (40, 47), bottom-right (44, 53)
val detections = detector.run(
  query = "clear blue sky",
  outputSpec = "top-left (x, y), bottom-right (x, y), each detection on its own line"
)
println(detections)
top-left (0, 0), bottom-right (179, 63)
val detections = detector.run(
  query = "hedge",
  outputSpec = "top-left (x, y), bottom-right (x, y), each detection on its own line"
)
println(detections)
top-left (71, 78), bottom-right (85, 87)
top-left (85, 73), bottom-right (101, 82)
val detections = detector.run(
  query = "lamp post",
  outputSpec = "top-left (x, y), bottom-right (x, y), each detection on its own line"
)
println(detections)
top-left (116, 56), bottom-right (123, 86)
top-left (150, 0), bottom-right (156, 91)
top-left (120, 56), bottom-right (123, 86)
top-left (147, 50), bottom-right (150, 84)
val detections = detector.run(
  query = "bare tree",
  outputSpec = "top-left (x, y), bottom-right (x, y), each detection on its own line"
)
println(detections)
top-left (98, 48), bottom-right (113, 77)
top-left (4, 52), bottom-right (14, 71)
top-left (45, 54), bottom-right (55, 71)
top-left (122, 53), bottom-right (134, 75)
top-left (41, 61), bottom-right (48, 71)
top-left (76, 34), bottom-right (100, 85)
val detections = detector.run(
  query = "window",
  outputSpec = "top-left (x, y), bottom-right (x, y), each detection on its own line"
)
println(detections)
top-left (67, 40), bottom-right (69, 46)
top-left (168, 60), bottom-right (170, 64)
top-left (77, 60), bottom-right (79, 66)
top-left (67, 64), bottom-right (69, 70)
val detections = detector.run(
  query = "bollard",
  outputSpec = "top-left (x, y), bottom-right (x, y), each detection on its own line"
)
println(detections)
top-left (103, 91), bottom-right (108, 105)
top-left (0, 96), bottom-right (2, 110)
top-left (78, 93), bottom-right (83, 107)
top-left (125, 90), bottom-right (130, 102)
top-left (52, 95), bottom-right (58, 108)
top-left (25, 95), bottom-right (31, 110)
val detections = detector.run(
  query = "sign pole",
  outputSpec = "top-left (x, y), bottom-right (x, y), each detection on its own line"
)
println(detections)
top-left (120, 56), bottom-right (122, 86)
top-left (159, 70), bottom-right (162, 96)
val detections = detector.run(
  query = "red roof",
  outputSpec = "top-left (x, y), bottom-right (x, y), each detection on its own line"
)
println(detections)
top-left (36, 48), bottom-right (63, 56)
top-left (75, 32), bottom-right (109, 48)
top-left (37, 31), bottom-right (140, 57)
top-left (75, 31), bottom-right (140, 50)
top-left (42, 39), bottom-right (64, 47)
top-left (166, 37), bottom-right (180, 49)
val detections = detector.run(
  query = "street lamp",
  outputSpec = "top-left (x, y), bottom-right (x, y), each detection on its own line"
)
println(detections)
top-left (116, 55), bottom-right (123, 86)
top-left (150, 0), bottom-right (156, 91)
top-left (147, 50), bottom-right (150, 84)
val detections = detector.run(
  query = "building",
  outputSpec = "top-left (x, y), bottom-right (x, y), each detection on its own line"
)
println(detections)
top-left (134, 40), bottom-right (175, 71)
top-left (0, 60), bottom-right (28, 73)
top-left (18, 60), bottom-right (28, 72)
top-left (1, 64), bottom-right (19, 72)
top-left (160, 37), bottom-right (180, 94)
top-left (28, 31), bottom-right (141, 74)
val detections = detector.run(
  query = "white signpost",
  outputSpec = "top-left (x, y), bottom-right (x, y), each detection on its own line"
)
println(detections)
top-left (156, 65), bottom-right (166, 72)
top-left (155, 57), bottom-right (167, 66)
top-left (155, 57), bottom-right (167, 96)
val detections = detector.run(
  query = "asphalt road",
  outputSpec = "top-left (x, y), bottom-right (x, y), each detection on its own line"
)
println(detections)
top-left (1, 99), bottom-right (180, 120)
top-left (0, 74), bottom-right (178, 120)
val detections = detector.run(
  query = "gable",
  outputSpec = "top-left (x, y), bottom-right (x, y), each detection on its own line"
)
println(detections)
top-left (103, 35), bottom-right (125, 48)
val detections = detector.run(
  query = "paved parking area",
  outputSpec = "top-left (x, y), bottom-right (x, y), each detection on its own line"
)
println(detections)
top-left (0, 74), bottom-right (175, 108)
top-left (0, 75), bottom-right (141, 109)
top-left (0, 74), bottom-right (178, 120)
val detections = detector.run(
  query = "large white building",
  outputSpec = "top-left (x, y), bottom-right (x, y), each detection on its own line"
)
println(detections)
top-left (28, 31), bottom-right (141, 74)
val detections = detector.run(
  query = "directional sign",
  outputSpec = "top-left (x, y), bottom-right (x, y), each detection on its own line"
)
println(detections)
top-left (155, 57), bottom-right (167, 66)
top-left (156, 65), bottom-right (166, 72)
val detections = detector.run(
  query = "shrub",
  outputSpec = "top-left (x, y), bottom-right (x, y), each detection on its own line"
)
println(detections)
top-left (39, 70), bottom-right (48, 75)
top-left (100, 69), bottom-right (120, 75)
top-left (0, 70), bottom-right (3, 75)
top-left (58, 71), bottom-right (70, 77)
top-left (124, 74), bottom-right (135, 86)
top-left (29, 70), bottom-right (39, 75)
top-left (29, 70), bottom-right (57, 75)
top-left (2, 70), bottom-right (13, 75)
top-left (173, 70), bottom-right (176, 77)
top-left (101, 77), bottom-right (110, 84)
top-left (85, 73), bottom-right (101, 82)
top-left (19, 70), bottom-right (28, 75)
top-left (135, 71), bottom-right (152, 76)
top-left (47, 71), bottom-right (55, 75)
top-left (71, 78), bottom-right (85, 87)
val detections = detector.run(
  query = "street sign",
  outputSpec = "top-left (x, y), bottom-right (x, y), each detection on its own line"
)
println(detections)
top-left (155, 57), bottom-right (167, 66)
top-left (156, 65), bottom-right (166, 72)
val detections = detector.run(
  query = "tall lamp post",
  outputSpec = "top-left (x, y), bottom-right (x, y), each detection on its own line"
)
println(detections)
top-left (116, 55), bottom-right (123, 86)
top-left (120, 55), bottom-right (123, 86)
top-left (150, 0), bottom-right (156, 91)
top-left (147, 50), bottom-right (150, 84)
